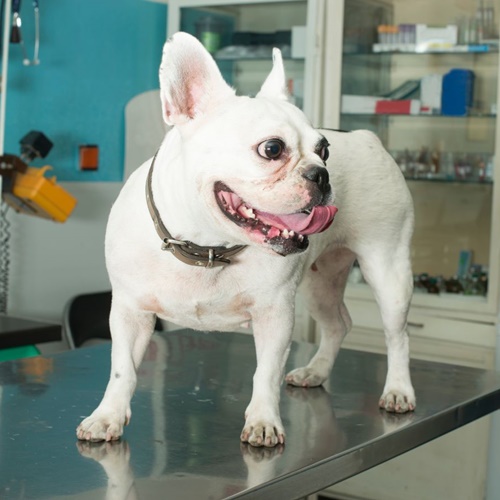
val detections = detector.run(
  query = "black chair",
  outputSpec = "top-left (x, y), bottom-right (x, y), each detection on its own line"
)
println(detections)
top-left (62, 291), bottom-right (162, 349)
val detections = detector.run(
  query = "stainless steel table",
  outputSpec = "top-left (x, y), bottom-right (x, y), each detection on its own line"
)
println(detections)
top-left (0, 329), bottom-right (499, 500)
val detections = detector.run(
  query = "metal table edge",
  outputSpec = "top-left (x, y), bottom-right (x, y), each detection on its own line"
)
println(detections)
top-left (230, 387), bottom-right (500, 499)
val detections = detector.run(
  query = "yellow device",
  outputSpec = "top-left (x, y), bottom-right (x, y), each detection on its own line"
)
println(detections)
top-left (0, 131), bottom-right (77, 223)
top-left (2, 165), bottom-right (77, 223)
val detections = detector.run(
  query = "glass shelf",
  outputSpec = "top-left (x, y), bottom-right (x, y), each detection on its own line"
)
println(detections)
top-left (404, 176), bottom-right (493, 184)
top-left (346, 282), bottom-right (488, 305)
top-left (341, 112), bottom-right (497, 118)
top-left (215, 55), bottom-right (304, 61)
top-left (372, 43), bottom-right (499, 54)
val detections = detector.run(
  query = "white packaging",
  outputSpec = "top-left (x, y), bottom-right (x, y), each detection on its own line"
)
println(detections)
top-left (341, 95), bottom-right (381, 114)
top-left (291, 26), bottom-right (307, 59)
top-left (415, 24), bottom-right (458, 49)
top-left (420, 74), bottom-right (443, 111)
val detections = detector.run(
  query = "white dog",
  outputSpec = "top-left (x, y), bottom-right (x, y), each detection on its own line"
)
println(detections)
top-left (77, 32), bottom-right (415, 448)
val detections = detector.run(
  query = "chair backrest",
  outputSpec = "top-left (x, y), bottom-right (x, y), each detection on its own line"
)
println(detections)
top-left (124, 90), bottom-right (169, 181)
top-left (63, 291), bottom-right (164, 349)
top-left (62, 291), bottom-right (113, 349)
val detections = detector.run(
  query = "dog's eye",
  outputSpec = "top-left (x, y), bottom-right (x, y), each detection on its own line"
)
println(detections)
top-left (319, 145), bottom-right (329, 161)
top-left (257, 139), bottom-right (284, 160)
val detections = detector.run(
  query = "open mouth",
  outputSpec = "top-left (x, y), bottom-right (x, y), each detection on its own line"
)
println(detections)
top-left (214, 181), bottom-right (338, 255)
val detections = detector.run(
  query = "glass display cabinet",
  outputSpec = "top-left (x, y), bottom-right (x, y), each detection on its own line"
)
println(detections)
top-left (338, 0), bottom-right (500, 325)
top-left (162, 2), bottom-right (499, 498)
top-left (166, 0), bottom-right (314, 113)
top-left (324, 2), bottom-right (499, 500)
top-left (166, 0), bottom-right (500, 321)
top-left (165, 0), bottom-right (324, 338)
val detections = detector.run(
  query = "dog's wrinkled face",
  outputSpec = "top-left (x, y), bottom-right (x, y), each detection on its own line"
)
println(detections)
top-left (209, 101), bottom-right (336, 255)
top-left (159, 33), bottom-right (337, 255)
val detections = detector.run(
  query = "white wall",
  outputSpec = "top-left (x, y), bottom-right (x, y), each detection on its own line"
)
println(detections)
top-left (5, 90), bottom-right (166, 324)
top-left (6, 182), bottom-right (122, 323)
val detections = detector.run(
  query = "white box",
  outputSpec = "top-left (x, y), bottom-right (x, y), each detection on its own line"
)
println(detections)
top-left (420, 74), bottom-right (443, 111)
top-left (415, 24), bottom-right (458, 49)
top-left (341, 95), bottom-right (381, 114)
top-left (291, 26), bottom-right (306, 59)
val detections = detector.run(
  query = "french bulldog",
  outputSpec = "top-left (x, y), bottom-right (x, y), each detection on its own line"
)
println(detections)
top-left (77, 32), bottom-right (415, 448)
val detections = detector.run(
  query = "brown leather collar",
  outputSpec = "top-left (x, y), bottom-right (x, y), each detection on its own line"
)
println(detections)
top-left (145, 151), bottom-right (246, 268)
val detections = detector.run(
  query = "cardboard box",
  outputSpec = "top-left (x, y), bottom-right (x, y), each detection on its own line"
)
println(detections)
top-left (291, 26), bottom-right (306, 59)
top-left (441, 69), bottom-right (475, 116)
top-left (375, 99), bottom-right (421, 114)
top-left (415, 24), bottom-right (457, 50)
top-left (420, 74), bottom-right (443, 111)
top-left (341, 95), bottom-right (381, 114)
top-left (342, 95), bottom-right (421, 115)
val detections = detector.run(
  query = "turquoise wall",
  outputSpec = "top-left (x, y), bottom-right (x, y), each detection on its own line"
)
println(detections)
top-left (4, 0), bottom-right (167, 181)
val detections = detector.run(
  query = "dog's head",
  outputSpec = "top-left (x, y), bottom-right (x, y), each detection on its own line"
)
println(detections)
top-left (159, 32), bottom-right (337, 256)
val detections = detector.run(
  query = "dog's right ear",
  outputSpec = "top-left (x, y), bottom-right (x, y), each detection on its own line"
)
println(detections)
top-left (159, 32), bottom-right (235, 126)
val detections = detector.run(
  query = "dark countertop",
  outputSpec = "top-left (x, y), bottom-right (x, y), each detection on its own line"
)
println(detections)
top-left (0, 314), bottom-right (61, 348)
top-left (0, 329), bottom-right (499, 499)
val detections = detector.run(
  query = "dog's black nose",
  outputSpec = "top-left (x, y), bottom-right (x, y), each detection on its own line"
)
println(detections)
top-left (303, 166), bottom-right (330, 195)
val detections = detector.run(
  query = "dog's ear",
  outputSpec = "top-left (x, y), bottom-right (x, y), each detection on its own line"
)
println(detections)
top-left (256, 48), bottom-right (289, 101)
top-left (159, 32), bottom-right (234, 126)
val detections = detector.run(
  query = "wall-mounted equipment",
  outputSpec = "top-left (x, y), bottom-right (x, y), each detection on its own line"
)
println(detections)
top-left (0, 131), bottom-right (77, 222)
top-left (10, 0), bottom-right (40, 66)
top-left (79, 144), bottom-right (99, 171)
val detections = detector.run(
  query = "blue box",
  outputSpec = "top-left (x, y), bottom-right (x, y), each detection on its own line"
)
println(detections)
top-left (441, 69), bottom-right (475, 116)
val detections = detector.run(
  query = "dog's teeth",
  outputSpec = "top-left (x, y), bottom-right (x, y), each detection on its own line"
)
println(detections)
top-left (289, 230), bottom-right (295, 238)
top-left (239, 205), bottom-right (256, 219)
top-left (298, 234), bottom-right (304, 242)
top-left (282, 229), bottom-right (289, 239)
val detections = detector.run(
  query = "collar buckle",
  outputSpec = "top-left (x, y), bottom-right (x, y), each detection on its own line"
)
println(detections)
top-left (162, 238), bottom-right (186, 253)
top-left (146, 151), bottom-right (246, 268)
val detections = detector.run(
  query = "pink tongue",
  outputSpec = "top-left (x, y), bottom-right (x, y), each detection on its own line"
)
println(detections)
top-left (257, 205), bottom-right (338, 235)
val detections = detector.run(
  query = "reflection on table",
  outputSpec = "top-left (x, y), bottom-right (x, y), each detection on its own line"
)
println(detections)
top-left (0, 329), bottom-right (498, 499)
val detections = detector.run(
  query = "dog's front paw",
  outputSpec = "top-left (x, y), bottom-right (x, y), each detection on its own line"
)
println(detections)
top-left (285, 366), bottom-right (327, 387)
top-left (379, 388), bottom-right (416, 413)
top-left (76, 410), bottom-right (129, 442)
top-left (240, 414), bottom-right (285, 448)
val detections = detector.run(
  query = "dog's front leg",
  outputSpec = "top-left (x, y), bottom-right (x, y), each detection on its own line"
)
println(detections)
top-left (241, 303), bottom-right (294, 448)
top-left (77, 298), bottom-right (156, 442)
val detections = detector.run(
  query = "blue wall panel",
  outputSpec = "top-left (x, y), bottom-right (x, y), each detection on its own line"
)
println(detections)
top-left (4, 0), bottom-right (167, 181)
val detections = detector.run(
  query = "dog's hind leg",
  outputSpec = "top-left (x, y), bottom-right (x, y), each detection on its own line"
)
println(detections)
top-left (76, 295), bottom-right (156, 442)
top-left (357, 242), bottom-right (416, 413)
top-left (286, 247), bottom-right (356, 387)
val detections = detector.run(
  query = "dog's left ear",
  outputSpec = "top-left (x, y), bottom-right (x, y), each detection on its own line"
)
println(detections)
top-left (159, 32), bottom-right (235, 126)
top-left (256, 48), bottom-right (289, 101)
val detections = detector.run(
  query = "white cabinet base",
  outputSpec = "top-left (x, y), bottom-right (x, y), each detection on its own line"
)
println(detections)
top-left (318, 417), bottom-right (490, 500)
top-left (310, 293), bottom-right (496, 500)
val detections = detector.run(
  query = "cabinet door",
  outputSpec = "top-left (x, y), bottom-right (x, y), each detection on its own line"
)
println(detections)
top-left (339, 0), bottom-right (500, 319)
top-left (167, 0), bottom-right (319, 340)
top-left (167, 0), bottom-right (310, 110)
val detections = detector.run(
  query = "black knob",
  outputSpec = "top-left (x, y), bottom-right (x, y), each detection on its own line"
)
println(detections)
top-left (19, 131), bottom-right (53, 162)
